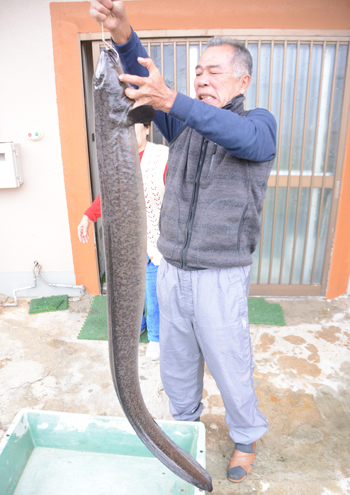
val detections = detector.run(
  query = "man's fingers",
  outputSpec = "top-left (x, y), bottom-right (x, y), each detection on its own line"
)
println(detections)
top-left (124, 85), bottom-right (154, 104)
top-left (124, 86), bottom-right (142, 101)
top-left (120, 55), bottom-right (174, 111)
top-left (91, 0), bottom-right (114, 12)
top-left (137, 57), bottom-right (157, 73)
top-left (90, 9), bottom-right (106, 23)
top-left (110, 1), bottom-right (127, 19)
top-left (119, 57), bottom-right (157, 85)
top-left (90, 0), bottom-right (118, 24)
top-left (132, 99), bottom-right (142, 109)
top-left (90, 3), bottom-right (111, 19)
top-left (120, 73), bottom-right (147, 87)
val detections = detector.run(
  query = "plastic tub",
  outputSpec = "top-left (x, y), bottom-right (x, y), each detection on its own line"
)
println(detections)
top-left (0, 409), bottom-right (207, 495)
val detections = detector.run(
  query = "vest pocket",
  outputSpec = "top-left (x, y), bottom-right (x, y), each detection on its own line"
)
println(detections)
top-left (207, 144), bottom-right (217, 178)
top-left (157, 189), bottom-right (180, 260)
top-left (237, 204), bottom-right (249, 253)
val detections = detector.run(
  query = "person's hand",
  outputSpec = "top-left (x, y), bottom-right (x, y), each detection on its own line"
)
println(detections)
top-left (90, 0), bottom-right (131, 44)
top-left (119, 58), bottom-right (177, 113)
top-left (77, 215), bottom-right (92, 244)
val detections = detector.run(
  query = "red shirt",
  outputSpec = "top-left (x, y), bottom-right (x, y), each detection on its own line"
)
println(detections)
top-left (85, 151), bottom-right (147, 221)
top-left (85, 150), bottom-right (168, 221)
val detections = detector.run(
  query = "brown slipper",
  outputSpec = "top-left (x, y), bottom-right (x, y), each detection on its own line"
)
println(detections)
top-left (227, 442), bottom-right (255, 483)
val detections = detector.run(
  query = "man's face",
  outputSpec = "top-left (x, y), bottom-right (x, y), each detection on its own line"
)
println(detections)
top-left (194, 45), bottom-right (250, 108)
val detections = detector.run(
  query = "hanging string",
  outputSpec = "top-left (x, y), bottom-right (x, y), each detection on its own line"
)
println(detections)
top-left (101, 22), bottom-right (114, 51)
top-left (102, 22), bottom-right (105, 43)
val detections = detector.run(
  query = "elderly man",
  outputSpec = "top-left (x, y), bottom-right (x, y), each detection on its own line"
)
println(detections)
top-left (90, 0), bottom-right (276, 483)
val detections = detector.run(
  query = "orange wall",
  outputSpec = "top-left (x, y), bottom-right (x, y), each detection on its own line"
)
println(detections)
top-left (50, 1), bottom-right (350, 296)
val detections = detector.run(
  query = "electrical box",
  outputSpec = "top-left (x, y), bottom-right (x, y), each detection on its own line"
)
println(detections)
top-left (0, 142), bottom-right (23, 188)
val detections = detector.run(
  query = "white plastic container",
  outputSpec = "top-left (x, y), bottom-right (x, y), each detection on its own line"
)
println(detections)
top-left (0, 142), bottom-right (23, 188)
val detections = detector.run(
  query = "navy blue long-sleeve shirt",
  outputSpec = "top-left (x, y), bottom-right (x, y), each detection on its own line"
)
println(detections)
top-left (113, 28), bottom-right (276, 162)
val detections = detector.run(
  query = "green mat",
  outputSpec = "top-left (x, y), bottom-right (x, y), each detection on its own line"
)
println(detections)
top-left (78, 296), bottom-right (284, 342)
top-left (248, 297), bottom-right (285, 326)
top-left (29, 295), bottom-right (69, 314)
top-left (77, 296), bottom-right (149, 343)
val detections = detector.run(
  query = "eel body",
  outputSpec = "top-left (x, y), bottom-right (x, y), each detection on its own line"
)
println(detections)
top-left (93, 47), bottom-right (213, 493)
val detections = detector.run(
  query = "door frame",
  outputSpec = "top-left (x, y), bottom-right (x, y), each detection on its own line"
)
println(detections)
top-left (80, 29), bottom-right (350, 296)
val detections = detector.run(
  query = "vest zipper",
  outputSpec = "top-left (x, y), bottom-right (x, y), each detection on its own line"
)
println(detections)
top-left (180, 138), bottom-right (208, 269)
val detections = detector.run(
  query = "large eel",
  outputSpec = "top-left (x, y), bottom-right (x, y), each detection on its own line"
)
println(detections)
top-left (93, 46), bottom-right (213, 493)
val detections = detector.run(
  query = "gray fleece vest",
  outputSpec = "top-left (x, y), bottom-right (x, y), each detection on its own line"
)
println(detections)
top-left (157, 96), bottom-right (275, 270)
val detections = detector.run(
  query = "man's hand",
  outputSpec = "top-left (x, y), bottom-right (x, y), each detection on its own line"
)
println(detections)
top-left (77, 215), bottom-right (92, 244)
top-left (90, 0), bottom-right (131, 44)
top-left (119, 58), bottom-right (177, 113)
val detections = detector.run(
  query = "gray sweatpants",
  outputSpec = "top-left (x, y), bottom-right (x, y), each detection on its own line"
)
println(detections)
top-left (156, 258), bottom-right (268, 445)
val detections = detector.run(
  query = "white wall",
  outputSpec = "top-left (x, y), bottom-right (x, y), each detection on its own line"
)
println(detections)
top-left (0, 0), bottom-right (86, 297)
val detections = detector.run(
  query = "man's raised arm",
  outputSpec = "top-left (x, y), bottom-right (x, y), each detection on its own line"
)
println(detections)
top-left (90, 0), bottom-right (183, 141)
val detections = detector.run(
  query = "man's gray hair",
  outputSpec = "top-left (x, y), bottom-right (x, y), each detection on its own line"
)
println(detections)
top-left (206, 37), bottom-right (252, 79)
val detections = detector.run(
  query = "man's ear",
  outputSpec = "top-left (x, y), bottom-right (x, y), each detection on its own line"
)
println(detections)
top-left (240, 74), bottom-right (251, 94)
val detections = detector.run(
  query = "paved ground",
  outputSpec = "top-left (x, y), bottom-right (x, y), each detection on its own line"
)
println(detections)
top-left (0, 294), bottom-right (349, 494)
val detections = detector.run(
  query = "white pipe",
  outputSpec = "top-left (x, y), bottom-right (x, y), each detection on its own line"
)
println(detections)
top-left (1, 261), bottom-right (86, 307)
top-left (2, 277), bottom-right (38, 307)
top-left (40, 282), bottom-right (85, 295)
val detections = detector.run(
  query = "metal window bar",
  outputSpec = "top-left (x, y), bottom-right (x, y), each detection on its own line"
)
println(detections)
top-left (256, 41), bottom-right (261, 106)
top-left (243, 39), bottom-right (249, 110)
top-left (278, 41), bottom-right (301, 284)
top-left (310, 42), bottom-right (339, 284)
top-left (300, 42), bottom-right (326, 284)
top-left (257, 39), bottom-right (274, 285)
top-left (289, 42), bottom-right (314, 285)
top-left (186, 41), bottom-right (190, 97)
top-left (160, 42), bottom-right (166, 146)
top-left (268, 41), bottom-right (274, 112)
top-left (142, 42), bottom-right (153, 142)
top-left (321, 43), bottom-right (350, 290)
top-left (173, 41), bottom-right (177, 92)
top-left (268, 41), bottom-right (287, 285)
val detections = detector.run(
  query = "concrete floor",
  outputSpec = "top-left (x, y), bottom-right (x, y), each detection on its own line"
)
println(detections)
top-left (0, 294), bottom-right (349, 494)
